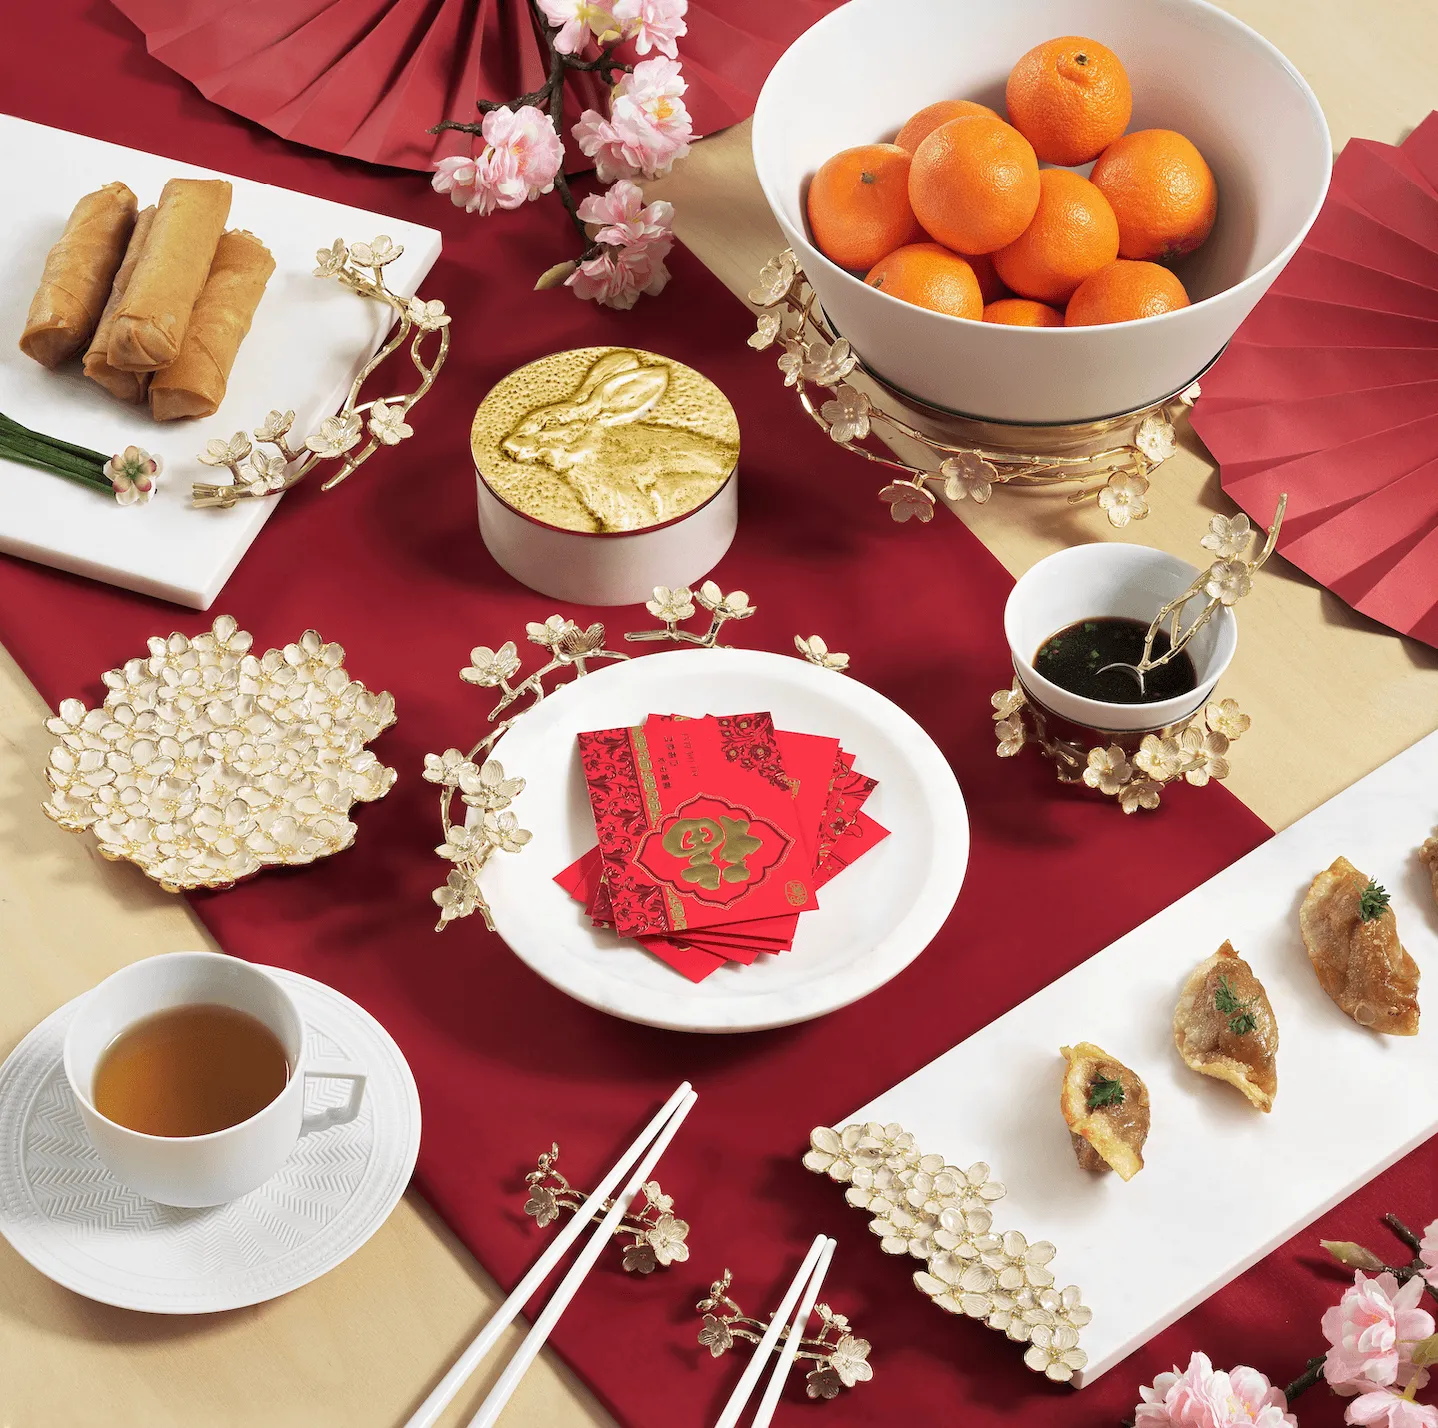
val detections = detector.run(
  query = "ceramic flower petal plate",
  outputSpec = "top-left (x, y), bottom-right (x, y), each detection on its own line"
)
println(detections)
top-left (41, 615), bottom-right (397, 891)
top-left (481, 647), bottom-right (968, 1033)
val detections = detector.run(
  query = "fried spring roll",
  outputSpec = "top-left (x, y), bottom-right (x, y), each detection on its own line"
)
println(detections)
top-left (150, 230), bottom-right (275, 422)
top-left (19, 182), bottom-right (138, 368)
top-left (110, 178), bottom-right (231, 372)
top-left (82, 205), bottom-right (157, 404)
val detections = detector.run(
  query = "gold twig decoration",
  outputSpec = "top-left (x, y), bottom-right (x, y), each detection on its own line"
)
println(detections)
top-left (748, 250), bottom-right (1199, 530)
top-left (522, 1144), bottom-right (689, 1273)
top-left (696, 1268), bottom-right (874, 1401)
top-left (192, 236), bottom-right (450, 508)
top-left (425, 582), bottom-right (851, 932)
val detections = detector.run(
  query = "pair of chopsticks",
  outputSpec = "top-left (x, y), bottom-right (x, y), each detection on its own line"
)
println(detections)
top-left (406, 1081), bottom-right (698, 1428)
top-left (713, 1233), bottom-right (837, 1428)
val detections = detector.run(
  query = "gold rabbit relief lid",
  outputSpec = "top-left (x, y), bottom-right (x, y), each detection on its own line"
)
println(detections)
top-left (471, 346), bottom-right (740, 534)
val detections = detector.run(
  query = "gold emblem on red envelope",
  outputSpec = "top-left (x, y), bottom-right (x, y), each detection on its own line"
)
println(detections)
top-left (636, 796), bottom-right (792, 906)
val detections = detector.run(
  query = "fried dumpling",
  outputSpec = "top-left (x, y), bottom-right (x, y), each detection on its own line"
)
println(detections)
top-left (1060, 1042), bottom-right (1149, 1181)
top-left (1300, 856), bottom-right (1419, 1036)
top-left (1420, 835), bottom-right (1438, 907)
top-left (1173, 941), bottom-right (1278, 1112)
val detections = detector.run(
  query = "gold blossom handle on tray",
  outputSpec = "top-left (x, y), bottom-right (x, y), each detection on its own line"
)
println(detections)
top-left (192, 237), bottom-right (450, 508)
top-left (426, 583), bottom-right (851, 931)
top-left (695, 1267), bottom-right (875, 1401)
top-left (748, 249), bottom-right (1199, 530)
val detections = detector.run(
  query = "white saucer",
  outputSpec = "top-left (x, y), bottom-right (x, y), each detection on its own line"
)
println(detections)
top-left (483, 647), bottom-right (969, 1033)
top-left (0, 966), bottom-right (420, 1313)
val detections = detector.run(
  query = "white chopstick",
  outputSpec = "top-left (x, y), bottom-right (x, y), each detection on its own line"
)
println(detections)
top-left (712, 1234), bottom-right (830, 1428)
top-left (465, 1085), bottom-right (700, 1428)
top-left (750, 1237), bottom-right (835, 1428)
top-left (405, 1082), bottom-right (694, 1428)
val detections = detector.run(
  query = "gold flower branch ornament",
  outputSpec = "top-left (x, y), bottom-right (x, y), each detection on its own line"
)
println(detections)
top-left (522, 1144), bottom-right (689, 1274)
top-left (804, 1123), bottom-right (1091, 1384)
top-left (749, 250), bottom-right (1199, 531)
top-left (990, 503), bottom-right (1283, 809)
top-left (426, 583), bottom-right (850, 931)
top-left (192, 236), bottom-right (449, 507)
top-left (696, 1269), bottom-right (874, 1402)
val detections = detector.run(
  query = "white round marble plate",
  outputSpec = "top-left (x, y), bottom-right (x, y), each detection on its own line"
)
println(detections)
top-left (0, 966), bottom-right (420, 1313)
top-left (483, 647), bottom-right (969, 1033)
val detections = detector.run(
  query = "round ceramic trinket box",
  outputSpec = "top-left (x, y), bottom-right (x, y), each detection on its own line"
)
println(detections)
top-left (471, 346), bottom-right (740, 605)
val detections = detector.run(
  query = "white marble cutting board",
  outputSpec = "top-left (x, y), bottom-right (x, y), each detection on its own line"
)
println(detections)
top-left (0, 115), bottom-right (442, 608)
top-left (848, 727), bottom-right (1438, 1386)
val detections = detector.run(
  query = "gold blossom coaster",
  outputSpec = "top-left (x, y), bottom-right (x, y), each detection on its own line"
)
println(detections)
top-left (804, 1122), bottom-right (1090, 1382)
top-left (42, 615), bottom-right (397, 891)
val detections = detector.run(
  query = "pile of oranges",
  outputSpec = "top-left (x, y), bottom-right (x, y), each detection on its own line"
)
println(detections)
top-left (805, 37), bottom-right (1217, 327)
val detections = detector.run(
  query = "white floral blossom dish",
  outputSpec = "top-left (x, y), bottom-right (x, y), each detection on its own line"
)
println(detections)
top-left (750, 249), bottom-right (1201, 530)
top-left (192, 237), bottom-right (448, 508)
top-left (428, 585), bottom-right (849, 931)
top-left (521, 1145), bottom-right (686, 1275)
top-left (41, 616), bottom-right (397, 892)
top-left (694, 1267), bottom-right (875, 1402)
top-left (805, 1122), bottom-right (1090, 1383)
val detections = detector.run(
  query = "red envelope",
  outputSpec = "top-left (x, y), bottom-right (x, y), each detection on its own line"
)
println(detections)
top-left (816, 811), bottom-right (891, 886)
top-left (578, 716), bottom-right (816, 940)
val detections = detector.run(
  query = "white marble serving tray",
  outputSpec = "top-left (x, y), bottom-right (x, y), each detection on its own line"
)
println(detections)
top-left (849, 727), bottom-right (1438, 1386)
top-left (0, 115), bottom-right (442, 608)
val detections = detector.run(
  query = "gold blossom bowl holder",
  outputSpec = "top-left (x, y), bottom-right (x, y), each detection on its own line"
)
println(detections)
top-left (192, 237), bottom-right (450, 508)
top-left (748, 250), bottom-right (1198, 531)
top-left (41, 615), bottom-right (397, 891)
top-left (804, 1122), bottom-right (1091, 1384)
top-left (695, 1266), bottom-right (875, 1402)
top-left (427, 581), bottom-right (852, 931)
top-left (992, 505), bottom-right (1282, 811)
top-left (521, 1144), bottom-right (689, 1274)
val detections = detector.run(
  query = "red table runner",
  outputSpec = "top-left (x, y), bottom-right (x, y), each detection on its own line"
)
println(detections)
top-left (3, 10), bottom-right (1430, 1427)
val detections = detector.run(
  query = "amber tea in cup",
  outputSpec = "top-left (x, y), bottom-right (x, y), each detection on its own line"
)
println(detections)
top-left (1034, 616), bottom-right (1197, 706)
top-left (92, 1003), bottom-right (291, 1138)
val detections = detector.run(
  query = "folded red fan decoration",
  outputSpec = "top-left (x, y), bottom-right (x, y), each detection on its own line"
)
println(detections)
top-left (557, 712), bottom-right (889, 981)
top-left (108, 0), bottom-right (843, 171)
top-left (1191, 113), bottom-right (1438, 648)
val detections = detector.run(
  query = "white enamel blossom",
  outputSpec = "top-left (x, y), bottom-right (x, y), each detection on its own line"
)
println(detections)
top-left (461, 642), bottom-right (522, 687)
top-left (748, 310), bottom-right (781, 350)
top-left (801, 337), bottom-right (858, 387)
top-left (880, 482), bottom-right (935, 523)
top-left (406, 296), bottom-right (450, 330)
top-left (198, 432), bottom-right (253, 468)
top-left (305, 411), bottom-right (364, 459)
top-left (350, 235), bottom-right (403, 268)
top-left (820, 385), bottom-right (871, 443)
top-left (941, 452), bottom-right (999, 505)
top-left (1205, 558), bottom-right (1252, 605)
top-left (1083, 744), bottom-right (1132, 796)
top-left (254, 409), bottom-right (295, 443)
top-left (646, 586), bottom-right (695, 622)
top-left (367, 399), bottom-right (413, 446)
top-left (1098, 471), bottom-right (1150, 527)
top-left (748, 251), bottom-right (796, 307)
top-left (795, 634), bottom-right (850, 671)
top-left (1135, 411), bottom-right (1177, 464)
top-left (1200, 512), bottom-right (1253, 560)
top-left (313, 239), bottom-right (348, 277)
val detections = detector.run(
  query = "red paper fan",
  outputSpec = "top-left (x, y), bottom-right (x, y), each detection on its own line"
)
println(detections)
top-left (1191, 113), bottom-right (1438, 648)
top-left (108, 0), bottom-right (842, 171)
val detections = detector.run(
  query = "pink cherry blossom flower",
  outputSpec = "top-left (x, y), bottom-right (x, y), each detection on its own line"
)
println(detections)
top-left (1346, 1389), bottom-right (1438, 1428)
top-left (1420, 1222), bottom-right (1438, 1289)
top-left (536, 0), bottom-right (622, 54)
top-left (572, 56), bottom-right (693, 180)
top-left (613, 0), bottom-right (687, 56)
top-left (431, 154), bottom-right (480, 208)
top-left (576, 180), bottom-right (674, 251)
top-left (1135, 1353), bottom-right (1298, 1428)
top-left (1324, 1273), bottom-right (1436, 1395)
top-left (432, 106), bottom-right (563, 216)
top-left (565, 242), bottom-right (670, 309)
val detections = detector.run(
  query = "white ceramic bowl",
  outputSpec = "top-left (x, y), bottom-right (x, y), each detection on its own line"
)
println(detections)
top-left (752, 0), bottom-right (1331, 423)
top-left (1005, 544), bottom-right (1236, 732)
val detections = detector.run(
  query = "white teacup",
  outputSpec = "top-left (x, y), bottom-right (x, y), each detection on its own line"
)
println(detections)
top-left (63, 951), bottom-right (366, 1208)
top-left (1005, 543), bottom-right (1238, 734)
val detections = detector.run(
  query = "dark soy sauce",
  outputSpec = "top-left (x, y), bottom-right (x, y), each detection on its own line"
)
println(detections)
top-left (1034, 616), bottom-right (1197, 705)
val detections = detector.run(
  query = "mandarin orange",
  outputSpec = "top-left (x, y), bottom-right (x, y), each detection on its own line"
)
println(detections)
top-left (894, 99), bottom-right (1000, 154)
top-left (966, 249), bottom-right (1007, 305)
top-left (864, 242), bottom-right (983, 319)
top-left (1006, 36), bottom-right (1132, 166)
top-left (992, 168), bottom-right (1119, 304)
top-left (1065, 260), bottom-right (1190, 325)
top-left (909, 116), bottom-right (1040, 255)
top-left (1090, 129), bottom-right (1218, 261)
top-left (806, 143), bottom-right (923, 271)
top-left (983, 298), bottom-right (1065, 327)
